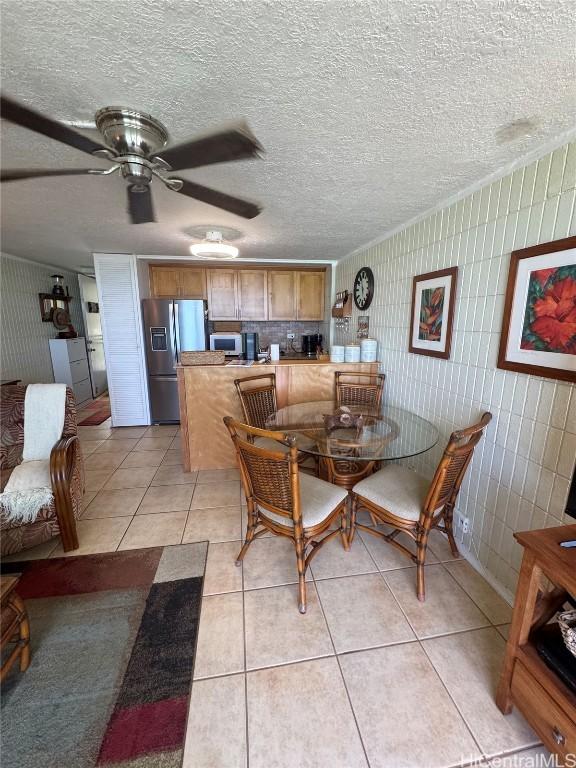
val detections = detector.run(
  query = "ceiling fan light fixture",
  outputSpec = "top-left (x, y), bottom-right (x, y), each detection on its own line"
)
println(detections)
top-left (190, 230), bottom-right (239, 260)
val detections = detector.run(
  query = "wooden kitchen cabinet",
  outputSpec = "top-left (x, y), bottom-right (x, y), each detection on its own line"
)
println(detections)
top-left (152, 264), bottom-right (326, 322)
top-left (207, 269), bottom-right (239, 319)
top-left (150, 265), bottom-right (206, 298)
top-left (150, 266), bottom-right (180, 297)
top-left (297, 271), bottom-right (325, 320)
top-left (237, 270), bottom-right (268, 320)
top-left (268, 271), bottom-right (298, 320)
top-left (179, 268), bottom-right (206, 298)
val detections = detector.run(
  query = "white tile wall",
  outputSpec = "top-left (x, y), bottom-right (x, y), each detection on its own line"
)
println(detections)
top-left (334, 142), bottom-right (576, 597)
top-left (0, 252), bottom-right (85, 384)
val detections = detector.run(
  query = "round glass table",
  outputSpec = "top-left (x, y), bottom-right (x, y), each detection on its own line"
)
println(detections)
top-left (265, 401), bottom-right (439, 464)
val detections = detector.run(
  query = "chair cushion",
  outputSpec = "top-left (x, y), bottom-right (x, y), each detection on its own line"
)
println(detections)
top-left (353, 464), bottom-right (430, 522)
top-left (259, 473), bottom-right (348, 530)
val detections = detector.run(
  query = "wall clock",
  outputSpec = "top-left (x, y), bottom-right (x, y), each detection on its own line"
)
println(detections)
top-left (353, 267), bottom-right (374, 310)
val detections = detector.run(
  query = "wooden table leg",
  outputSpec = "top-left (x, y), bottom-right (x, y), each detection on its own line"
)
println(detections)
top-left (496, 550), bottom-right (541, 714)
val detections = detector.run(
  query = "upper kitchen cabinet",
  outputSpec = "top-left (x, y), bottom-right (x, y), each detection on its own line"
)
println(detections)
top-left (268, 270), bottom-right (298, 320)
top-left (237, 270), bottom-right (268, 320)
top-left (179, 268), bottom-right (207, 298)
top-left (296, 271), bottom-right (325, 320)
top-left (207, 269), bottom-right (239, 320)
top-left (152, 264), bottom-right (325, 321)
top-left (150, 266), bottom-right (180, 297)
top-left (149, 265), bottom-right (206, 299)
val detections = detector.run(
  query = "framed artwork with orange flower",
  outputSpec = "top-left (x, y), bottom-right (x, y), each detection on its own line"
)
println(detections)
top-left (409, 267), bottom-right (458, 359)
top-left (497, 235), bottom-right (576, 383)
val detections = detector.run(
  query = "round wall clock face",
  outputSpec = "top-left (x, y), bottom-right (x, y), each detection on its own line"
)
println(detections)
top-left (353, 267), bottom-right (374, 310)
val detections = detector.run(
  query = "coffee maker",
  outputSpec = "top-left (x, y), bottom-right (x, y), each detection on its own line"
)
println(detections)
top-left (301, 334), bottom-right (322, 357)
top-left (241, 332), bottom-right (259, 361)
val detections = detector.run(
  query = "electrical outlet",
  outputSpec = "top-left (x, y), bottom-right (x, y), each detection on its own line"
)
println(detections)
top-left (287, 332), bottom-right (295, 339)
top-left (460, 516), bottom-right (470, 534)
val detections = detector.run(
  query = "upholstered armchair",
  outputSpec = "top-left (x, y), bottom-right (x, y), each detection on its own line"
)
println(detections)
top-left (1, 385), bottom-right (83, 555)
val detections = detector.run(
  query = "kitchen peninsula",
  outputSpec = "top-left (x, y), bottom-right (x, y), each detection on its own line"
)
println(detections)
top-left (177, 360), bottom-right (379, 470)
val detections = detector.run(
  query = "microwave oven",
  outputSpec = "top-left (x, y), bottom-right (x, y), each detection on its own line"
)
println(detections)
top-left (209, 332), bottom-right (242, 356)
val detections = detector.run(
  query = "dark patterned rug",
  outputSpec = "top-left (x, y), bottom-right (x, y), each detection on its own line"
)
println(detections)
top-left (78, 398), bottom-right (111, 426)
top-left (1, 542), bottom-right (207, 767)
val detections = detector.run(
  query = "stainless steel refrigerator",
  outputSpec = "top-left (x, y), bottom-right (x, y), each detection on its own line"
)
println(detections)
top-left (142, 299), bottom-right (207, 423)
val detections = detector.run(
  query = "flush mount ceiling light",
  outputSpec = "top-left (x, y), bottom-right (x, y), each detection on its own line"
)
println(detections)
top-left (190, 230), bottom-right (239, 260)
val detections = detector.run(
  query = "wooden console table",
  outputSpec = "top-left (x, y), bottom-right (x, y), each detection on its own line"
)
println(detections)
top-left (496, 525), bottom-right (576, 762)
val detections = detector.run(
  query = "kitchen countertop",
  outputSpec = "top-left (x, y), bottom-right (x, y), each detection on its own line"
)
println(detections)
top-left (176, 357), bottom-right (370, 368)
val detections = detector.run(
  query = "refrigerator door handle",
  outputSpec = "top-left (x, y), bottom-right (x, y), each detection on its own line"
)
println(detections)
top-left (169, 301), bottom-right (178, 364)
top-left (174, 301), bottom-right (181, 362)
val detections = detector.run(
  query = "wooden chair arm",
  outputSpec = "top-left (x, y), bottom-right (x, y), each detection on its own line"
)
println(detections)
top-left (50, 436), bottom-right (79, 487)
top-left (49, 435), bottom-right (80, 552)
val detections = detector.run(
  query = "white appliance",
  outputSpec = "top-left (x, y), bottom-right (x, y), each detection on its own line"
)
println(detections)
top-left (209, 332), bottom-right (242, 356)
top-left (49, 338), bottom-right (93, 406)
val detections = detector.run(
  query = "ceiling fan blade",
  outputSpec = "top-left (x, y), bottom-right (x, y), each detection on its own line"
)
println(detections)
top-left (170, 178), bottom-right (261, 219)
top-left (1, 168), bottom-right (99, 182)
top-left (1, 94), bottom-right (113, 157)
top-left (154, 123), bottom-right (263, 171)
top-left (127, 185), bottom-right (155, 224)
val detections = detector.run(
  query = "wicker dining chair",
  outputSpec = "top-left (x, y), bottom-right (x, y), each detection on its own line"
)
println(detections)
top-left (349, 412), bottom-right (492, 601)
top-left (320, 371), bottom-right (387, 491)
top-left (335, 371), bottom-right (385, 410)
top-left (235, 374), bottom-right (317, 471)
top-left (224, 416), bottom-right (348, 613)
top-left (235, 374), bottom-right (277, 431)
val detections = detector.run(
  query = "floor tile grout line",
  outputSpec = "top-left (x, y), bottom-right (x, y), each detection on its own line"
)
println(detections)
top-left (480, 742), bottom-right (545, 762)
top-left (311, 556), bottom-right (373, 768)
top-left (377, 561), bottom-right (495, 641)
top-left (437, 556), bottom-right (507, 628)
top-left (194, 652), bottom-right (336, 683)
top-left (375, 554), bottom-right (488, 765)
top-left (417, 636), bottom-right (499, 765)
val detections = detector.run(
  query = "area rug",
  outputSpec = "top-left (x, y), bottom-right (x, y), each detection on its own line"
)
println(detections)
top-left (1, 542), bottom-right (207, 767)
top-left (78, 398), bottom-right (111, 426)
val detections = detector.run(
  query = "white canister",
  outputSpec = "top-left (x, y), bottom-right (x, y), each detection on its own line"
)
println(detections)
top-left (270, 343), bottom-right (280, 361)
top-left (330, 345), bottom-right (345, 363)
top-left (345, 344), bottom-right (361, 363)
top-left (360, 338), bottom-right (378, 362)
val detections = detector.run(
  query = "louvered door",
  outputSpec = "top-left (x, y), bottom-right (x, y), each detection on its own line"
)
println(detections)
top-left (93, 253), bottom-right (150, 426)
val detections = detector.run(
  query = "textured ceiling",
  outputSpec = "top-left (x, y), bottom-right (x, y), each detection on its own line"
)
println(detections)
top-left (1, 0), bottom-right (575, 271)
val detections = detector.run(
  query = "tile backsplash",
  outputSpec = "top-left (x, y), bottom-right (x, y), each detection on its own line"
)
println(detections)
top-left (208, 321), bottom-right (328, 352)
top-left (240, 321), bottom-right (328, 352)
top-left (334, 141), bottom-right (576, 598)
top-left (0, 253), bottom-right (86, 384)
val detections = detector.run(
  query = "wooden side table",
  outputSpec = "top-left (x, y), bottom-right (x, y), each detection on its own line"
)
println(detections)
top-left (496, 525), bottom-right (576, 762)
top-left (1, 575), bottom-right (31, 681)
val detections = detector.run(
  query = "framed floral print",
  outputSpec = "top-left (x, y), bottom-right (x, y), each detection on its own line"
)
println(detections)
top-left (497, 235), bottom-right (576, 383)
top-left (409, 267), bottom-right (458, 359)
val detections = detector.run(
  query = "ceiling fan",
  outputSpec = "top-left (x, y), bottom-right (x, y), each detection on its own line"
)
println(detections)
top-left (0, 95), bottom-right (264, 223)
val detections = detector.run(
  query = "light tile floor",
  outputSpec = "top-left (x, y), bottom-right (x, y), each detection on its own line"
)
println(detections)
top-left (7, 418), bottom-right (552, 768)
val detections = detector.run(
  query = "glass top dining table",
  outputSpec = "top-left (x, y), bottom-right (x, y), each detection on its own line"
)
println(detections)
top-left (265, 401), bottom-right (439, 462)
